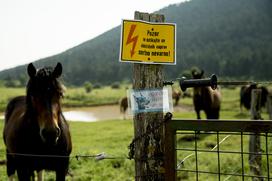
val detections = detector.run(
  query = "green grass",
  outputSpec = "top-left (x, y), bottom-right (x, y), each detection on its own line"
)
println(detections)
top-left (0, 86), bottom-right (271, 180)
top-left (0, 119), bottom-right (135, 181)
top-left (0, 87), bottom-right (25, 111)
top-left (63, 86), bottom-right (128, 107)
top-left (0, 111), bottom-right (270, 180)
top-left (0, 85), bottom-right (129, 112)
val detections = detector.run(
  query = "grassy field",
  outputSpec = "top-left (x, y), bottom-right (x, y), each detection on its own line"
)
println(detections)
top-left (0, 87), bottom-right (25, 112)
top-left (0, 85), bottom-right (271, 180)
top-left (0, 119), bottom-right (135, 180)
top-left (0, 85), bottom-right (129, 112)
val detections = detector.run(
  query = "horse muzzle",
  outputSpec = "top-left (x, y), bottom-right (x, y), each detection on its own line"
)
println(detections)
top-left (40, 127), bottom-right (61, 145)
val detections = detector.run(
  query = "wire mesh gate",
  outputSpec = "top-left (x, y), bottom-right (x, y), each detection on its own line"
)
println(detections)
top-left (165, 119), bottom-right (272, 181)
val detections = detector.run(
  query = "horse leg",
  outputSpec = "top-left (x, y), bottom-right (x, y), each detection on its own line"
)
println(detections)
top-left (123, 109), bottom-right (126, 120)
top-left (37, 170), bottom-right (43, 181)
top-left (17, 168), bottom-right (33, 181)
top-left (6, 151), bottom-right (16, 181)
top-left (196, 110), bottom-right (201, 119)
top-left (56, 169), bottom-right (66, 181)
top-left (206, 109), bottom-right (220, 120)
top-left (214, 109), bottom-right (220, 119)
top-left (8, 175), bottom-right (15, 181)
top-left (175, 98), bottom-right (178, 106)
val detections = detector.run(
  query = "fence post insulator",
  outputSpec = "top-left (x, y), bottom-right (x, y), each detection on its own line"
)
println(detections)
top-left (179, 74), bottom-right (217, 91)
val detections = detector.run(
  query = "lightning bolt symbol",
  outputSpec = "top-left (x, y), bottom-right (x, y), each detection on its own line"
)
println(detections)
top-left (126, 24), bottom-right (138, 57)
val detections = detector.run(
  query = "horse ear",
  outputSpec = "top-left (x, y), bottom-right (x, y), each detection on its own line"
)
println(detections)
top-left (27, 63), bottom-right (36, 78)
top-left (192, 69), bottom-right (195, 76)
top-left (53, 62), bottom-right (62, 78)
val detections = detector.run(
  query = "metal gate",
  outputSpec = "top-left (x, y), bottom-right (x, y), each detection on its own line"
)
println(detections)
top-left (165, 119), bottom-right (272, 181)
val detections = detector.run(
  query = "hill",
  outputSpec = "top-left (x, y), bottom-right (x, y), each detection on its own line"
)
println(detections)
top-left (1, 0), bottom-right (272, 86)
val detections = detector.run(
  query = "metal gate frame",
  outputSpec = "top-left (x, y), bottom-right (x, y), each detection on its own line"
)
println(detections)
top-left (165, 119), bottom-right (272, 181)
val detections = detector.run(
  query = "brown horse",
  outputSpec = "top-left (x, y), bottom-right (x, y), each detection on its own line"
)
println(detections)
top-left (172, 89), bottom-right (181, 106)
top-left (3, 63), bottom-right (72, 181)
top-left (192, 69), bottom-right (221, 119)
top-left (119, 97), bottom-right (128, 119)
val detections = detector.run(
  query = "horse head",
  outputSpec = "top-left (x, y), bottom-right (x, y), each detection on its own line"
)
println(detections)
top-left (191, 69), bottom-right (205, 96)
top-left (192, 69), bottom-right (204, 79)
top-left (26, 63), bottom-right (64, 145)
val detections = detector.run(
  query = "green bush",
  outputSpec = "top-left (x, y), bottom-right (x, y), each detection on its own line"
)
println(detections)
top-left (83, 82), bottom-right (93, 93)
top-left (111, 82), bottom-right (120, 89)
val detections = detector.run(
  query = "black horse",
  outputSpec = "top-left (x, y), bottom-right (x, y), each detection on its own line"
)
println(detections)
top-left (240, 84), bottom-right (269, 111)
top-left (192, 69), bottom-right (221, 119)
top-left (3, 63), bottom-right (72, 181)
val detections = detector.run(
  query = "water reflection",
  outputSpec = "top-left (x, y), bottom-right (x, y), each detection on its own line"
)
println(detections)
top-left (63, 111), bottom-right (97, 122)
top-left (0, 105), bottom-right (123, 122)
top-left (0, 112), bottom-right (98, 122)
top-left (63, 105), bottom-right (122, 122)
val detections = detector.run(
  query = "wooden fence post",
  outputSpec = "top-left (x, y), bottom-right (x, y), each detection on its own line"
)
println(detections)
top-left (164, 113), bottom-right (176, 180)
top-left (249, 89), bottom-right (263, 181)
top-left (133, 11), bottom-right (166, 181)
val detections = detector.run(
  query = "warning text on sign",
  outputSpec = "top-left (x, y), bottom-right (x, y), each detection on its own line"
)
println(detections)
top-left (119, 19), bottom-right (176, 65)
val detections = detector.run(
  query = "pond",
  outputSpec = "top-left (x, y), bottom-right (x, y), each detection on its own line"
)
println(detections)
top-left (63, 105), bottom-right (126, 122)
top-left (0, 105), bottom-right (130, 122)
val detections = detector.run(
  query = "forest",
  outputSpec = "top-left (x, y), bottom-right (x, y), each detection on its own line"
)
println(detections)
top-left (0, 0), bottom-right (271, 86)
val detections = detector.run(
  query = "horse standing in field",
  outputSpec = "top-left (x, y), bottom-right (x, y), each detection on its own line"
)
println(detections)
top-left (192, 69), bottom-right (221, 119)
top-left (240, 84), bottom-right (269, 112)
top-left (172, 89), bottom-right (181, 106)
top-left (3, 63), bottom-right (72, 181)
top-left (119, 97), bottom-right (128, 120)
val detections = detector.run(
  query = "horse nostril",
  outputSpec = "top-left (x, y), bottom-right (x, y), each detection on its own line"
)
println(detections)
top-left (41, 127), bottom-right (61, 143)
top-left (56, 127), bottom-right (61, 137)
top-left (41, 129), bottom-right (46, 140)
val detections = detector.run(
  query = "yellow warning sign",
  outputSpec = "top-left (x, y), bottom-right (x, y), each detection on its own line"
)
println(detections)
top-left (119, 19), bottom-right (176, 65)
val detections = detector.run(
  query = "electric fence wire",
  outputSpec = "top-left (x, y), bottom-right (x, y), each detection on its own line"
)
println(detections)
top-left (177, 133), bottom-right (268, 181)
top-left (5, 152), bottom-right (129, 162)
top-left (177, 134), bottom-right (231, 169)
top-left (164, 78), bottom-right (272, 87)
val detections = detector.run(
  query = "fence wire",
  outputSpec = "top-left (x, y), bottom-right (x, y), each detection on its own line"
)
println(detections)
top-left (1, 152), bottom-right (130, 162)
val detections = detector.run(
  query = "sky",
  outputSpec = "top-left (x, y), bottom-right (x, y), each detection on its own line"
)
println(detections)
top-left (0, 0), bottom-right (185, 71)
